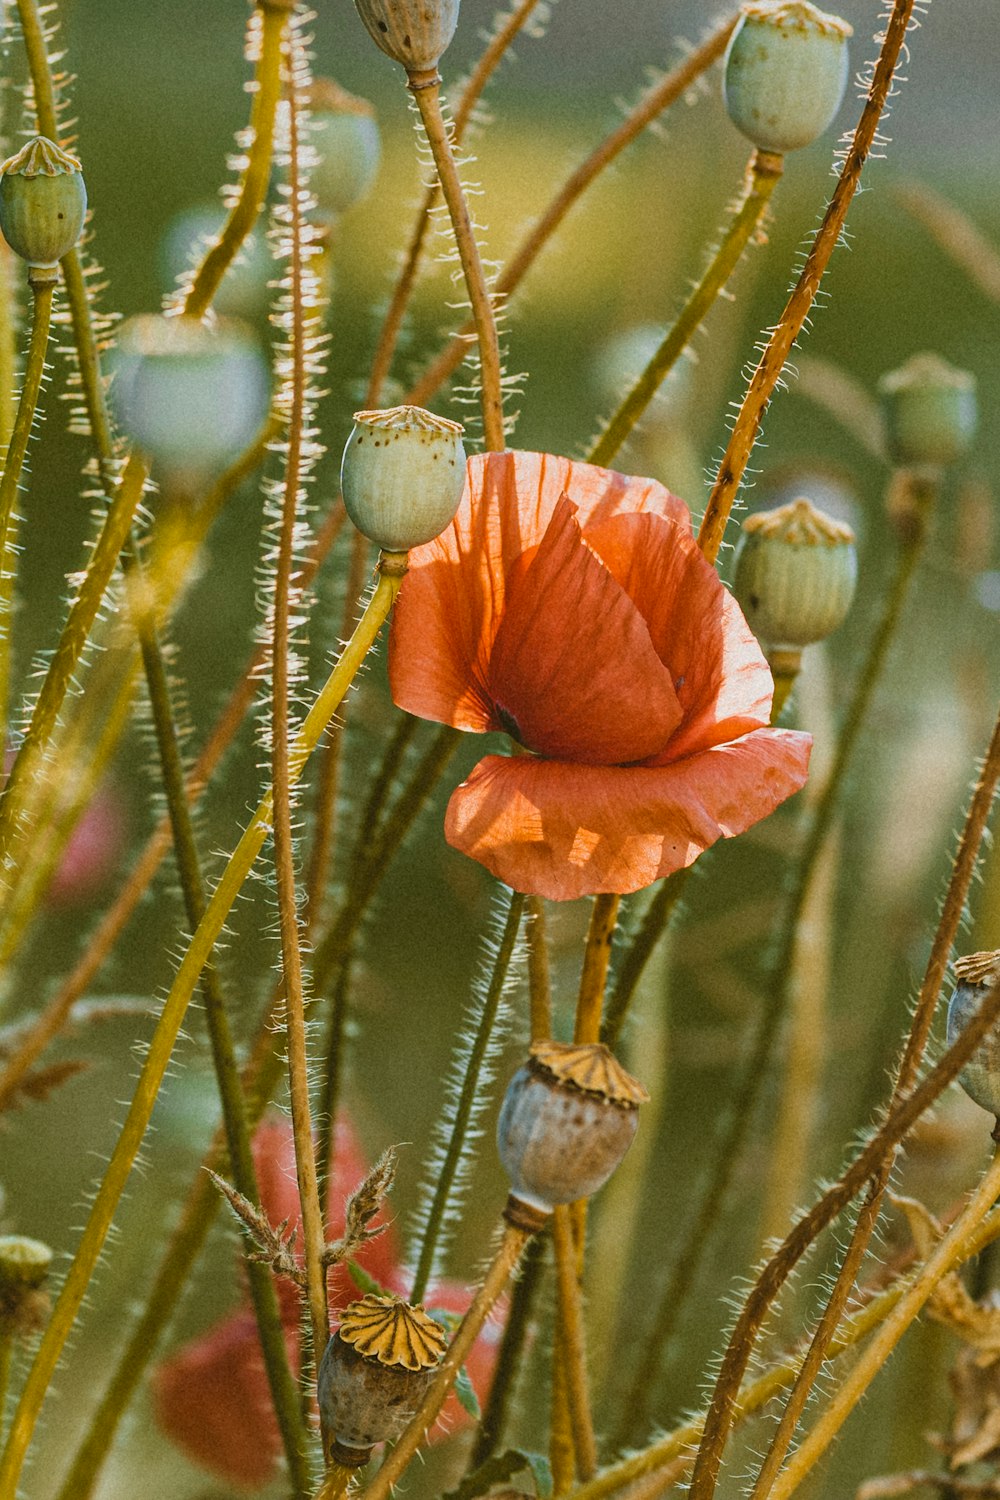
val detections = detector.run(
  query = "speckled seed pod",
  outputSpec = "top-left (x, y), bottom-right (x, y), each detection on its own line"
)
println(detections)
top-left (110, 314), bottom-right (269, 483)
top-left (733, 497), bottom-right (857, 651)
top-left (497, 1042), bottom-right (648, 1228)
top-left (341, 406), bottom-right (466, 551)
top-left (946, 950), bottom-right (1000, 1123)
top-left (723, 2), bottom-right (851, 154)
top-left (352, 0), bottom-right (460, 76)
top-left (879, 353), bottom-right (978, 469)
top-left (317, 1296), bottom-right (446, 1465)
top-left (0, 1235), bottom-right (53, 1339)
top-left (0, 136), bottom-right (87, 272)
top-left (308, 79), bottom-right (381, 223)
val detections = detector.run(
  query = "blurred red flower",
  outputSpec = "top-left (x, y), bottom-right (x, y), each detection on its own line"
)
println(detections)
top-left (389, 451), bottom-right (812, 900)
top-left (153, 1116), bottom-right (499, 1490)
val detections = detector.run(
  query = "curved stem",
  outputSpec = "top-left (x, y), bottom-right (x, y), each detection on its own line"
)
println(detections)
top-left (766, 1149), bottom-right (1000, 1500)
top-left (411, 889), bottom-right (526, 1305)
top-left (697, 0), bottom-right (918, 565)
top-left (470, 1230), bottom-right (547, 1468)
top-left (407, 16), bottom-right (738, 408)
top-left (0, 561), bottom-right (404, 1494)
top-left (410, 77), bottom-right (504, 451)
top-left (361, 1223), bottom-right (532, 1500)
top-left (365, 0), bottom-right (542, 406)
top-left (587, 150), bottom-right (783, 468)
top-left (183, 2), bottom-right (287, 319)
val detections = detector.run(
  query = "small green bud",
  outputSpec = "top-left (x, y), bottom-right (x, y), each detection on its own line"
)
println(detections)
top-left (318, 1296), bottom-right (445, 1466)
top-left (110, 314), bottom-right (269, 484)
top-left (946, 951), bottom-right (1000, 1127)
top-left (0, 136), bottom-right (86, 273)
top-left (733, 497), bottom-right (857, 652)
top-left (723, 2), bottom-right (852, 154)
top-left (497, 1042), bottom-right (647, 1231)
top-left (308, 80), bottom-right (381, 223)
top-left (341, 406), bottom-right (466, 552)
top-left (0, 1235), bottom-right (53, 1339)
top-left (352, 0), bottom-right (460, 77)
top-left (879, 353), bottom-right (978, 470)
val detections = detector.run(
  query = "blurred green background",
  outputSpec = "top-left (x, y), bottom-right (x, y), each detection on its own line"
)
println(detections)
top-left (2, 1), bottom-right (1000, 1497)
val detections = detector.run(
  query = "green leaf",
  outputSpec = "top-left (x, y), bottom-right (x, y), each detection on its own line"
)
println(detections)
top-left (522, 1451), bottom-right (553, 1498)
top-left (442, 1447), bottom-right (553, 1500)
top-left (346, 1260), bottom-right (392, 1297)
top-left (454, 1365), bottom-right (481, 1420)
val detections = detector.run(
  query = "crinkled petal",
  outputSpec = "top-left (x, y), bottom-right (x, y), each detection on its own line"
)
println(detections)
top-left (389, 451), bottom-right (688, 732)
top-left (584, 510), bottom-right (776, 760)
top-left (445, 731), bottom-right (812, 900)
top-left (489, 496), bottom-right (682, 764)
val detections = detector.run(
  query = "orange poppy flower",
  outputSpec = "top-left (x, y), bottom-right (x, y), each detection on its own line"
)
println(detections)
top-left (389, 451), bottom-right (812, 901)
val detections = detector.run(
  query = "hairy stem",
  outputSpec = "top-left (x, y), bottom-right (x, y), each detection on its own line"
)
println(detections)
top-left (552, 1206), bottom-right (598, 1479)
top-left (470, 1230), bottom-right (547, 1467)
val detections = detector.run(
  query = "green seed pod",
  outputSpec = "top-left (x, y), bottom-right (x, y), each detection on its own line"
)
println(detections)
top-left (317, 1296), bottom-right (446, 1466)
top-left (159, 204), bottom-right (271, 321)
top-left (946, 951), bottom-right (1000, 1125)
top-left (879, 353), bottom-right (978, 470)
top-left (733, 497), bottom-right (857, 651)
top-left (352, 0), bottom-right (460, 76)
top-left (497, 1042), bottom-right (648, 1231)
top-left (0, 136), bottom-right (87, 272)
top-left (341, 406), bottom-right (466, 552)
top-left (110, 314), bottom-right (269, 484)
top-left (308, 80), bottom-right (381, 223)
top-left (0, 1235), bottom-right (53, 1339)
top-left (723, 2), bottom-right (852, 153)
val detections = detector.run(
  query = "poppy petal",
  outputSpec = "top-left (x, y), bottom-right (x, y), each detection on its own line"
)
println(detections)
top-left (584, 510), bottom-right (777, 759)
top-left (444, 731), bottom-right (812, 900)
top-left (389, 451), bottom-right (688, 732)
top-left (488, 496), bottom-right (682, 764)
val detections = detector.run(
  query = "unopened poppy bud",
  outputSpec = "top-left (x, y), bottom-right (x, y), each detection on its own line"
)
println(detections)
top-left (723, 2), bottom-right (851, 154)
top-left (110, 314), bottom-right (269, 484)
top-left (497, 1041), bottom-right (648, 1231)
top-left (946, 950), bottom-right (1000, 1127)
top-left (0, 136), bottom-right (86, 274)
top-left (733, 498), bottom-right (857, 653)
top-left (0, 1235), bottom-right (53, 1339)
top-left (352, 0), bottom-right (460, 76)
top-left (341, 406), bottom-right (466, 551)
top-left (317, 1295), bottom-right (446, 1466)
top-left (879, 353), bottom-right (978, 470)
top-left (308, 80), bottom-right (381, 223)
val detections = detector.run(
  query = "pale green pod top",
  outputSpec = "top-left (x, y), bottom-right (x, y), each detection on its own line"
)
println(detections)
top-left (0, 136), bottom-right (87, 270)
top-left (352, 0), bottom-right (461, 76)
top-left (308, 80), bottom-right (381, 223)
top-left (341, 406), bottom-right (466, 552)
top-left (723, 2), bottom-right (852, 154)
top-left (733, 497), bottom-right (857, 650)
top-left (879, 352), bottom-right (978, 469)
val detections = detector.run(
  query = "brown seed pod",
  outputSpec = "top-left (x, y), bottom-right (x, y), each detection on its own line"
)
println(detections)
top-left (947, 950), bottom-right (1000, 1128)
top-left (317, 1295), bottom-right (446, 1466)
top-left (352, 0), bottom-right (461, 77)
top-left (497, 1041), bottom-right (648, 1229)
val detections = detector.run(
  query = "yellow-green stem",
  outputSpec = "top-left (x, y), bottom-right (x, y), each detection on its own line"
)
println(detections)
top-left (552, 1206), bottom-right (598, 1480)
top-left (0, 277), bottom-right (53, 749)
top-left (575, 893), bottom-right (620, 1044)
top-left (183, 3), bottom-right (287, 319)
top-left (587, 150), bottom-right (783, 469)
top-left (527, 895), bottom-right (553, 1043)
top-left (0, 247), bottom-right (20, 739)
top-left (0, 561), bottom-right (403, 1494)
top-left (409, 76), bottom-right (505, 451)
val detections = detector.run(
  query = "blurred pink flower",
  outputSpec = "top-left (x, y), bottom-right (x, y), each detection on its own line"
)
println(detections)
top-left (153, 1115), bottom-right (500, 1489)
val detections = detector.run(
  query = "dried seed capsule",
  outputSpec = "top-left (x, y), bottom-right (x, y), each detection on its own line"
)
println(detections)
top-left (110, 314), bottom-right (269, 485)
top-left (723, 2), bottom-right (852, 154)
top-left (317, 1295), bottom-right (446, 1466)
top-left (733, 497), bottom-right (857, 651)
top-left (879, 353), bottom-right (978, 470)
top-left (0, 1235), bottom-right (53, 1339)
top-left (0, 136), bottom-right (87, 273)
top-left (946, 950), bottom-right (1000, 1126)
top-left (308, 80), bottom-right (381, 223)
top-left (352, 0), bottom-right (460, 76)
top-left (341, 406), bottom-right (466, 551)
top-left (497, 1041), bottom-right (648, 1230)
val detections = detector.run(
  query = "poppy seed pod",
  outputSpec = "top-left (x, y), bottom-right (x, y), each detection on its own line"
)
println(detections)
top-left (317, 1296), bottom-right (446, 1466)
top-left (352, 0), bottom-right (460, 76)
top-left (0, 1235), bottom-right (53, 1340)
top-left (733, 498), bottom-right (857, 652)
top-left (0, 136), bottom-right (86, 273)
top-left (497, 1041), bottom-right (648, 1230)
top-left (946, 950), bottom-right (1000, 1124)
top-left (308, 80), bottom-right (381, 223)
top-left (723, 2), bottom-right (852, 154)
top-left (341, 406), bottom-right (466, 551)
top-left (110, 314), bottom-right (269, 484)
top-left (879, 353), bottom-right (978, 470)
